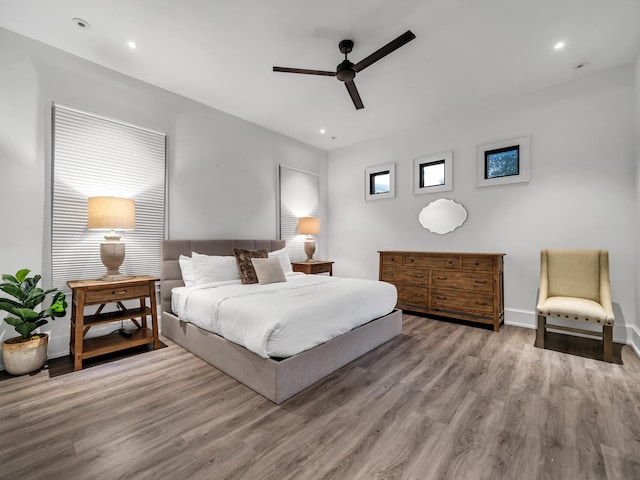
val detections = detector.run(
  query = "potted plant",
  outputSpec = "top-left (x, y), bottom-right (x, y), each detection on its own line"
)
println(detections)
top-left (0, 269), bottom-right (67, 375)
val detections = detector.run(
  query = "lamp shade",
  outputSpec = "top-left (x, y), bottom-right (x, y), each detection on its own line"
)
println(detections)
top-left (298, 216), bottom-right (320, 235)
top-left (88, 197), bottom-right (135, 230)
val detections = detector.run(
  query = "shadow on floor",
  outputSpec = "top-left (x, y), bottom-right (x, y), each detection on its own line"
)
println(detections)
top-left (538, 331), bottom-right (623, 364)
top-left (0, 341), bottom-right (167, 381)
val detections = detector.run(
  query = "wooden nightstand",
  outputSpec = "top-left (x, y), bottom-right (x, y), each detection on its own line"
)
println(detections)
top-left (291, 260), bottom-right (334, 276)
top-left (67, 275), bottom-right (160, 371)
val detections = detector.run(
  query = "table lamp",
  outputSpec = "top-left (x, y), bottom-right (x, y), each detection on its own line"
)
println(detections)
top-left (88, 196), bottom-right (135, 280)
top-left (298, 216), bottom-right (320, 262)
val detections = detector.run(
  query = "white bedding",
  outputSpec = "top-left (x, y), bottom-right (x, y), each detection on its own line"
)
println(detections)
top-left (171, 273), bottom-right (397, 358)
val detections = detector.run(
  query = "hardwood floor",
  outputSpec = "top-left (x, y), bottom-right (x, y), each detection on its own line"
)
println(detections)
top-left (1, 314), bottom-right (639, 480)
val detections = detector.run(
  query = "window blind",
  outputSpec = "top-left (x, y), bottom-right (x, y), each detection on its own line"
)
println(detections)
top-left (278, 165), bottom-right (319, 262)
top-left (51, 104), bottom-right (166, 289)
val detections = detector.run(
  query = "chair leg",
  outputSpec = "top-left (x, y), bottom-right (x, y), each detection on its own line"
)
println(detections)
top-left (603, 325), bottom-right (613, 363)
top-left (536, 315), bottom-right (546, 349)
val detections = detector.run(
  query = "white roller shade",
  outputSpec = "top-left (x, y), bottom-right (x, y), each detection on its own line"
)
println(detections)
top-left (51, 104), bottom-right (166, 289)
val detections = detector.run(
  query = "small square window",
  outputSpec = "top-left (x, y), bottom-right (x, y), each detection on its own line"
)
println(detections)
top-left (413, 151), bottom-right (453, 195)
top-left (370, 170), bottom-right (391, 194)
top-left (476, 136), bottom-right (530, 187)
top-left (365, 163), bottom-right (395, 200)
top-left (420, 160), bottom-right (445, 188)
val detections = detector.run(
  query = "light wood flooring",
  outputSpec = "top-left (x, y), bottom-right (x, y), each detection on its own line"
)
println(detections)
top-left (1, 314), bottom-right (640, 480)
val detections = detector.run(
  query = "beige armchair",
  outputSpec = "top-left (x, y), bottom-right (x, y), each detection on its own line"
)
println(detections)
top-left (536, 249), bottom-right (614, 362)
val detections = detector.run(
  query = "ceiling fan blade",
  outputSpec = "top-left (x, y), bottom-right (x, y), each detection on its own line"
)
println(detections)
top-left (353, 30), bottom-right (416, 72)
top-left (273, 66), bottom-right (336, 77)
top-left (345, 80), bottom-right (364, 110)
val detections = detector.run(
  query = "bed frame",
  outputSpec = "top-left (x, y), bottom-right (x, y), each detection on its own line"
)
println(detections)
top-left (160, 239), bottom-right (402, 404)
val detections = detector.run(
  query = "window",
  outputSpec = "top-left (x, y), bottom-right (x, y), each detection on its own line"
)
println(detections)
top-left (371, 170), bottom-right (391, 194)
top-left (476, 136), bottom-right (530, 187)
top-left (365, 163), bottom-right (395, 200)
top-left (278, 165), bottom-right (319, 262)
top-left (413, 151), bottom-right (453, 195)
top-left (484, 145), bottom-right (519, 179)
top-left (51, 104), bottom-right (166, 289)
top-left (420, 160), bottom-right (445, 188)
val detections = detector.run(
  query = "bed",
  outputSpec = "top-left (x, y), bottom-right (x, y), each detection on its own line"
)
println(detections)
top-left (160, 239), bottom-right (402, 404)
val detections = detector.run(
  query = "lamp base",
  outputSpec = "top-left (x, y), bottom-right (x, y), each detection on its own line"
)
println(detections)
top-left (100, 242), bottom-right (127, 281)
top-left (99, 273), bottom-right (132, 282)
top-left (304, 237), bottom-right (316, 262)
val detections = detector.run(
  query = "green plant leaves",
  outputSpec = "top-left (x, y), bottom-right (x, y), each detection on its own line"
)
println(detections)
top-left (0, 269), bottom-right (67, 340)
top-left (15, 269), bottom-right (30, 283)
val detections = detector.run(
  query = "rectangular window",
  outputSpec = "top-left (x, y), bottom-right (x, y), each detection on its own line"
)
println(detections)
top-left (420, 160), bottom-right (445, 188)
top-left (51, 104), bottom-right (166, 289)
top-left (485, 145), bottom-right (520, 179)
top-left (370, 170), bottom-right (391, 194)
top-left (365, 163), bottom-right (395, 200)
top-left (476, 136), bottom-right (530, 187)
top-left (413, 152), bottom-right (452, 195)
top-left (278, 165), bottom-right (319, 262)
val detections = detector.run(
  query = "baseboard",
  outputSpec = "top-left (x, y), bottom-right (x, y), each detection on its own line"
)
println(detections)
top-left (631, 324), bottom-right (640, 357)
top-left (504, 308), bottom-right (536, 329)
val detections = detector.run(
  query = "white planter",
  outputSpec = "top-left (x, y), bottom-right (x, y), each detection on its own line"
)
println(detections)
top-left (2, 334), bottom-right (49, 375)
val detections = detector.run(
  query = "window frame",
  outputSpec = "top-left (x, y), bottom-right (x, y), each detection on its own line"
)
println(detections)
top-left (413, 151), bottom-right (453, 195)
top-left (476, 136), bottom-right (530, 187)
top-left (365, 163), bottom-right (395, 200)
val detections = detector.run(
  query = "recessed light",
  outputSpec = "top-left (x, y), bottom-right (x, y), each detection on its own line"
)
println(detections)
top-left (554, 41), bottom-right (566, 50)
top-left (72, 18), bottom-right (91, 30)
top-left (319, 129), bottom-right (326, 134)
top-left (127, 41), bottom-right (137, 49)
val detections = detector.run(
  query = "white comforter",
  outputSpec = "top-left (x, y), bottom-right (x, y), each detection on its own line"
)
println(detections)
top-left (171, 274), bottom-right (397, 358)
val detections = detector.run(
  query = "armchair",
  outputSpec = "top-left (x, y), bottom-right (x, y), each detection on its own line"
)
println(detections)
top-left (536, 249), bottom-right (614, 362)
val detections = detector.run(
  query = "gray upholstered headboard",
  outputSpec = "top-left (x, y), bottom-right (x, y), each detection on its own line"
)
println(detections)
top-left (160, 239), bottom-right (286, 314)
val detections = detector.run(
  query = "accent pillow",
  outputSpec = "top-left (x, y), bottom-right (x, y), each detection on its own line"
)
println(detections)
top-left (268, 250), bottom-right (293, 274)
top-left (251, 256), bottom-right (287, 285)
top-left (234, 248), bottom-right (268, 284)
top-left (178, 254), bottom-right (196, 287)
top-left (192, 252), bottom-right (241, 284)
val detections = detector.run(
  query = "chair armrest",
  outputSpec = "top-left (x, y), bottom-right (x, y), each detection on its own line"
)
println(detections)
top-left (599, 250), bottom-right (614, 322)
top-left (536, 250), bottom-right (549, 312)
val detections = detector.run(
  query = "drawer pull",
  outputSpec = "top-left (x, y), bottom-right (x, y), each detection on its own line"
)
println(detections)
top-left (112, 290), bottom-right (127, 295)
top-left (413, 274), bottom-right (425, 279)
top-left (475, 301), bottom-right (488, 306)
top-left (436, 296), bottom-right (447, 300)
top-left (436, 276), bottom-right (448, 280)
top-left (474, 280), bottom-right (487, 284)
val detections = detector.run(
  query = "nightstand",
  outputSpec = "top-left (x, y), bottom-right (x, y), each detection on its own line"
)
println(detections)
top-left (291, 260), bottom-right (334, 276)
top-left (67, 275), bottom-right (160, 371)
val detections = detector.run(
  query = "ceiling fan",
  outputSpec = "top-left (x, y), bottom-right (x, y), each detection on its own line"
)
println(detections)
top-left (273, 30), bottom-right (416, 110)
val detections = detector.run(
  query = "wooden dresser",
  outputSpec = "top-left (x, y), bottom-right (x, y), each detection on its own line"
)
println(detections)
top-left (379, 251), bottom-right (505, 331)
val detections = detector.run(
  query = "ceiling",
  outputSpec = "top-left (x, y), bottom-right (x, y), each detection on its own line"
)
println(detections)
top-left (1, 0), bottom-right (639, 151)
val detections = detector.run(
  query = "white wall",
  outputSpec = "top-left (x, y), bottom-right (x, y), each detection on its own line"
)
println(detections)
top-left (0, 28), bottom-right (328, 369)
top-left (634, 52), bottom-right (640, 354)
top-left (328, 66), bottom-right (636, 344)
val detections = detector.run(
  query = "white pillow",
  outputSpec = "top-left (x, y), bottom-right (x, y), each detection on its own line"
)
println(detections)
top-left (251, 256), bottom-right (287, 285)
top-left (178, 254), bottom-right (196, 287)
top-left (268, 250), bottom-right (293, 274)
top-left (192, 252), bottom-right (240, 284)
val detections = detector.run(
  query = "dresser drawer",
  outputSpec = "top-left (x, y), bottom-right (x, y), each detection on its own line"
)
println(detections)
top-left (431, 270), bottom-right (493, 293)
top-left (461, 256), bottom-right (494, 271)
top-left (84, 284), bottom-right (150, 304)
top-left (431, 289), bottom-right (493, 314)
top-left (381, 254), bottom-right (404, 266)
top-left (397, 284), bottom-right (429, 307)
top-left (381, 266), bottom-right (429, 285)
top-left (405, 254), bottom-right (460, 269)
